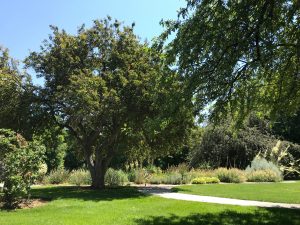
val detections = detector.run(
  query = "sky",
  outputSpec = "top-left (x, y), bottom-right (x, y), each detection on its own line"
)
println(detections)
top-left (0, 0), bottom-right (186, 84)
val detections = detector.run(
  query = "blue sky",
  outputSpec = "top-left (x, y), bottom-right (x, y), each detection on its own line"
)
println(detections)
top-left (0, 0), bottom-right (185, 84)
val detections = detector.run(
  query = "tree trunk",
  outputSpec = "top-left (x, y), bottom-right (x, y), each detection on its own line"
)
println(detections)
top-left (91, 167), bottom-right (106, 189)
top-left (88, 159), bottom-right (108, 189)
top-left (83, 138), bottom-right (117, 189)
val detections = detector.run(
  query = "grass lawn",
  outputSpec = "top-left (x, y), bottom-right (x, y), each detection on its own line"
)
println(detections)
top-left (173, 181), bottom-right (300, 204)
top-left (0, 186), bottom-right (299, 225)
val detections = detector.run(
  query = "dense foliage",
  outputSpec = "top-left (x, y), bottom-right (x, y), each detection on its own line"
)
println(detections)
top-left (26, 18), bottom-right (194, 188)
top-left (36, 127), bottom-right (68, 173)
top-left (189, 116), bottom-right (300, 179)
top-left (0, 129), bottom-right (45, 209)
top-left (0, 47), bottom-right (43, 139)
top-left (160, 0), bottom-right (300, 124)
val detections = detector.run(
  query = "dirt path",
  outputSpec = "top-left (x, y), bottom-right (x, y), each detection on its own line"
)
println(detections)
top-left (138, 186), bottom-right (300, 209)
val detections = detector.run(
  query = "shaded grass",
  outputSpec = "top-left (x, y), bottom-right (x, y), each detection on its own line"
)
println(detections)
top-left (0, 186), bottom-right (299, 225)
top-left (173, 181), bottom-right (300, 203)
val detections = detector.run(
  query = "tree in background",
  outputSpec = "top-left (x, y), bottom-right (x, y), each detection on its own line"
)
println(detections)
top-left (26, 18), bottom-right (194, 189)
top-left (0, 46), bottom-right (46, 140)
top-left (189, 115), bottom-right (300, 178)
top-left (63, 134), bottom-right (85, 171)
top-left (160, 0), bottom-right (300, 125)
top-left (35, 126), bottom-right (68, 173)
top-left (272, 111), bottom-right (300, 144)
top-left (189, 119), bottom-right (274, 169)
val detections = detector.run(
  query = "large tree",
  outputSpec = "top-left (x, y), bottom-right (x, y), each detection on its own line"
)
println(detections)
top-left (26, 18), bottom-right (194, 188)
top-left (0, 46), bottom-right (44, 139)
top-left (160, 0), bottom-right (300, 124)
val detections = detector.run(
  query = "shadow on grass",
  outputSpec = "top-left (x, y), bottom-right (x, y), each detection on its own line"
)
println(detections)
top-left (135, 208), bottom-right (300, 225)
top-left (31, 186), bottom-right (146, 202)
top-left (171, 187), bottom-right (191, 193)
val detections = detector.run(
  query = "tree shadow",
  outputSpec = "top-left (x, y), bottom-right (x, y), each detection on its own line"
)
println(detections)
top-left (30, 186), bottom-right (146, 202)
top-left (171, 187), bottom-right (192, 193)
top-left (134, 208), bottom-right (300, 225)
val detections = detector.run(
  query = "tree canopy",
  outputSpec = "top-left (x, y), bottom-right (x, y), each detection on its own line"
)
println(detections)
top-left (0, 47), bottom-right (45, 139)
top-left (26, 18), bottom-right (194, 188)
top-left (160, 0), bottom-right (300, 124)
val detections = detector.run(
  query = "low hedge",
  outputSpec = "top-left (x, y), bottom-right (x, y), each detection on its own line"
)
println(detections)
top-left (192, 177), bottom-right (220, 184)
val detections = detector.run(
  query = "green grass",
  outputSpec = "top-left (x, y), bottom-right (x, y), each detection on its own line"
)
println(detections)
top-left (173, 181), bottom-right (300, 204)
top-left (0, 186), bottom-right (299, 225)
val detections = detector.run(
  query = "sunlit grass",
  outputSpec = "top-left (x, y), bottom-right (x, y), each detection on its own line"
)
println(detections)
top-left (174, 181), bottom-right (300, 204)
top-left (0, 186), bottom-right (299, 225)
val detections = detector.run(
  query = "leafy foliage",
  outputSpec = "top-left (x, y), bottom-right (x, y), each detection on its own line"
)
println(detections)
top-left (0, 47), bottom-right (45, 139)
top-left (190, 115), bottom-right (300, 179)
top-left (26, 18), bottom-right (194, 188)
top-left (35, 127), bottom-right (68, 173)
top-left (189, 119), bottom-right (274, 169)
top-left (260, 141), bottom-right (300, 179)
top-left (0, 129), bottom-right (45, 209)
top-left (160, 0), bottom-right (300, 124)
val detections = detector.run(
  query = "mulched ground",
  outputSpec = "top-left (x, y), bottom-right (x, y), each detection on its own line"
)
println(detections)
top-left (0, 198), bottom-right (49, 210)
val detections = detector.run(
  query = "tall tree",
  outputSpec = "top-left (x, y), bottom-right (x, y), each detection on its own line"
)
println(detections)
top-left (160, 0), bottom-right (300, 124)
top-left (0, 46), bottom-right (44, 139)
top-left (26, 18), bottom-right (194, 188)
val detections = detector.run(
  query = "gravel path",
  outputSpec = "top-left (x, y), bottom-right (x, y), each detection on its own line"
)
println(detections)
top-left (138, 186), bottom-right (300, 209)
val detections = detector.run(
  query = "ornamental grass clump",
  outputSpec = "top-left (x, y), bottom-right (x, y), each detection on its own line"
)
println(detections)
top-left (69, 169), bottom-right (91, 186)
top-left (162, 172), bottom-right (182, 184)
top-left (105, 168), bottom-right (128, 187)
top-left (214, 168), bottom-right (246, 183)
top-left (246, 169), bottom-right (282, 182)
top-left (43, 169), bottom-right (70, 184)
top-left (245, 157), bottom-right (282, 182)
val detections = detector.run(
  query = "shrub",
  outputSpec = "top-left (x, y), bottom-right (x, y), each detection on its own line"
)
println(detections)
top-left (214, 168), bottom-right (246, 183)
top-left (127, 170), bottom-right (136, 182)
top-left (105, 168), bottom-right (128, 186)
top-left (69, 169), bottom-right (91, 186)
top-left (246, 156), bottom-right (282, 178)
top-left (192, 177), bottom-right (220, 184)
top-left (43, 169), bottom-right (70, 184)
top-left (36, 163), bottom-right (48, 184)
top-left (165, 163), bottom-right (190, 184)
top-left (246, 169), bottom-right (282, 182)
top-left (131, 169), bottom-right (152, 184)
top-left (145, 165), bottom-right (162, 174)
top-left (126, 169), bottom-right (144, 184)
top-left (162, 172), bottom-right (182, 184)
top-left (148, 174), bottom-right (163, 184)
top-left (188, 169), bottom-right (215, 180)
top-left (134, 169), bottom-right (145, 184)
top-left (0, 129), bottom-right (45, 209)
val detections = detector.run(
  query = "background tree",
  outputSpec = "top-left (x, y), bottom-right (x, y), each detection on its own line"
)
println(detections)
top-left (0, 46), bottom-right (44, 139)
top-left (26, 18), bottom-right (194, 189)
top-left (272, 111), bottom-right (300, 144)
top-left (189, 115), bottom-right (300, 178)
top-left (160, 0), bottom-right (300, 124)
top-left (35, 126), bottom-right (68, 173)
